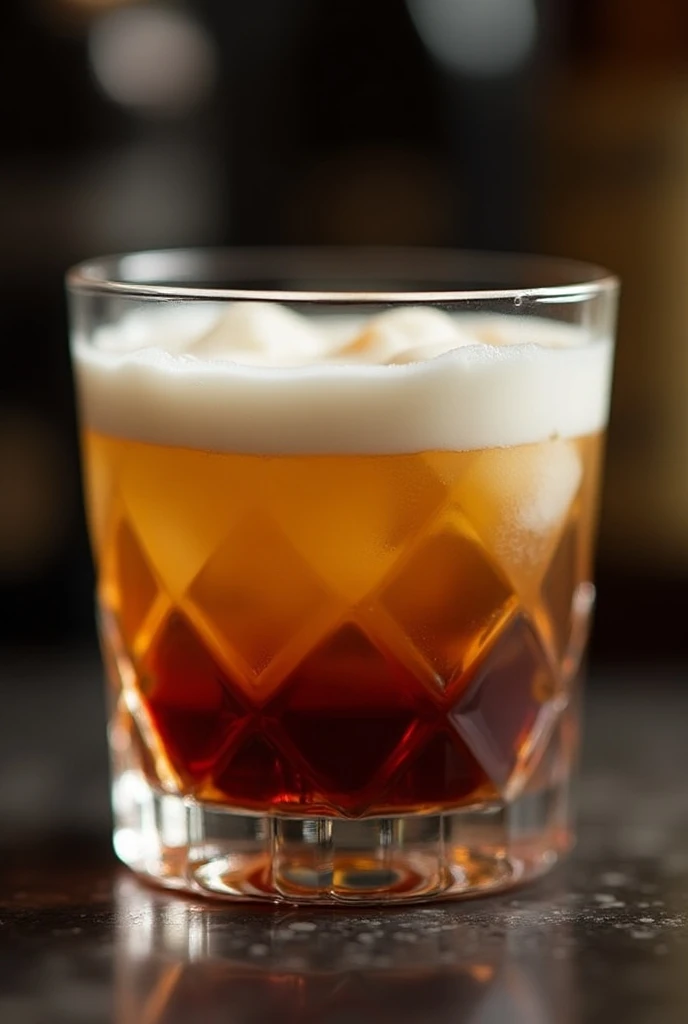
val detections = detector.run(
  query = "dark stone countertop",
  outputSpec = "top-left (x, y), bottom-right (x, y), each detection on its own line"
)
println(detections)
top-left (1, 653), bottom-right (687, 1024)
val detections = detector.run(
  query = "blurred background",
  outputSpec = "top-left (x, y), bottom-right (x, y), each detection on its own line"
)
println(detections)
top-left (2, 0), bottom-right (688, 667)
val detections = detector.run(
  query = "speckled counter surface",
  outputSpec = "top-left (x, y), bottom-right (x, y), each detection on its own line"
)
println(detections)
top-left (1, 657), bottom-right (687, 1024)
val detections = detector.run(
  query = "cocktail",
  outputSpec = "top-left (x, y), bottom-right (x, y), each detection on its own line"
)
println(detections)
top-left (68, 249), bottom-right (617, 903)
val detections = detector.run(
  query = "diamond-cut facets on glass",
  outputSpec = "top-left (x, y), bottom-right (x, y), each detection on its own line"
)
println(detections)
top-left (99, 607), bottom-right (133, 691)
top-left (520, 704), bottom-right (573, 800)
top-left (449, 616), bottom-right (556, 792)
top-left (266, 624), bottom-right (424, 813)
top-left (563, 583), bottom-right (595, 684)
top-left (383, 730), bottom-right (497, 809)
top-left (111, 697), bottom-right (159, 783)
top-left (514, 699), bottom-right (577, 837)
top-left (540, 517), bottom-right (581, 664)
top-left (380, 513), bottom-right (514, 688)
top-left (140, 613), bottom-right (248, 785)
top-left (457, 440), bottom-right (583, 599)
top-left (188, 513), bottom-right (337, 683)
top-left (83, 434), bottom-right (120, 559)
top-left (260, 454), bottom-right (448, 604)
top-left (114, 520), bottom-right (159, 650)
top-left (118, 443), bottom-right (257, 600)
top-left (212, 733), bottom-right (299, 808)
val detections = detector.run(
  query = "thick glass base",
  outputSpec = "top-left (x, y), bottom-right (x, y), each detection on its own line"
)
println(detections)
top-left (112, 769), bottom-right (571, 904)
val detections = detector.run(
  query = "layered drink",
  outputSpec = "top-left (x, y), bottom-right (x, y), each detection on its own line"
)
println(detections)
top-left (70, 263), bottom-right (616, 903)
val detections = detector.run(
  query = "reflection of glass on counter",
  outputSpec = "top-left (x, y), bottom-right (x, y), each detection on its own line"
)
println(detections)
top-left (114, 877), bottom-right (575, 1024)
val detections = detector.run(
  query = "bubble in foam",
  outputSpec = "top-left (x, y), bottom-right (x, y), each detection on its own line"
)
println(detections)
top-left (188, 301), bottom-right (321, 365)
top-left (95, 304), bottom-right (217, 355)
top-left (74, 304), bottom-right (614, 455)
top-left (390, 338), bottom-right (478, 364)
top-left (335, 307), bottom-right (475, 364)
top-left (471, 317), bottom-right (589, 349)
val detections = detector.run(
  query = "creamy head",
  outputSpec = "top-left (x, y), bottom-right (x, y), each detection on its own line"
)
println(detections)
top-left (72, 303), bottom-right (614, 454)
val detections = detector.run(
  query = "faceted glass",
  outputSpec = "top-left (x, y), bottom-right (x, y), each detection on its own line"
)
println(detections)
top-left (68, 248), bottom-right (618, 903)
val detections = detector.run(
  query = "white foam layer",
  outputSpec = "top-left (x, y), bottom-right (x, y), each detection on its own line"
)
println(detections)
top-left (72, 304), bottom-right (613, 454)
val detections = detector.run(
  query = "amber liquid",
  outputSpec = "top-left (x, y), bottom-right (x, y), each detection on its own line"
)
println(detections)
top-left (85, 430), bottom-right (601, 818)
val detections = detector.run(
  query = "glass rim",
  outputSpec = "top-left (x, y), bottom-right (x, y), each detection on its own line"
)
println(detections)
top-left (66, 246), bottom-right (619, 304)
